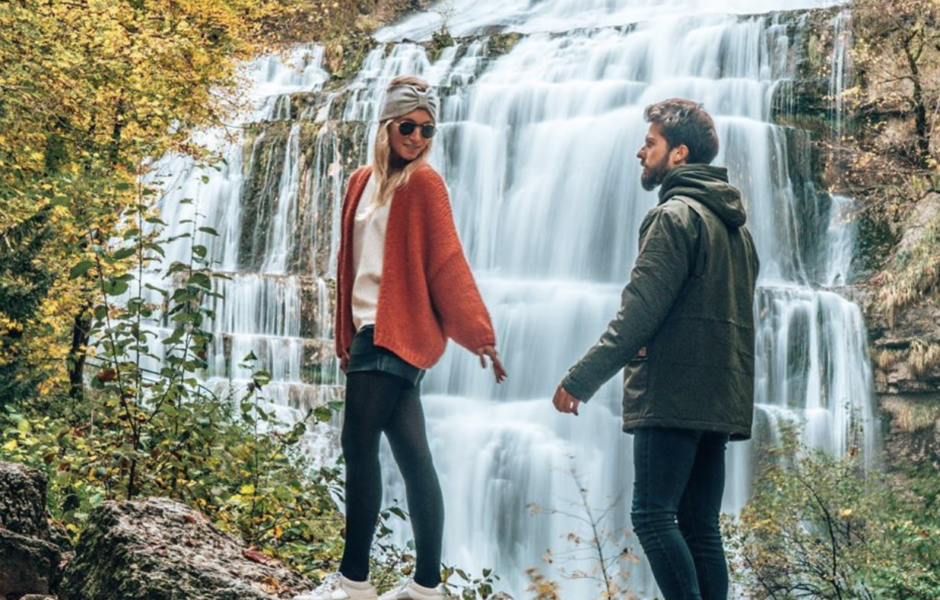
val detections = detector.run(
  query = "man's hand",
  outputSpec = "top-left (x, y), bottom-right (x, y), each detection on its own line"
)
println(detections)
top-left (476, 345), bottom-right (508, 383)
top-left (552, 384), bottom-right (580, 416)
top-left (340, 355), bottom-right (349, 373)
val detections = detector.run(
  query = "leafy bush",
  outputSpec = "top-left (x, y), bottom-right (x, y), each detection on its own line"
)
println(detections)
top-left (725, 433), bottom-right (940, 600)
top-left (0, 188), bottom-right (346, 574)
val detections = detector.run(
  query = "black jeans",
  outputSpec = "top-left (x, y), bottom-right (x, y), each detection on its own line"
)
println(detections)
top-left (631, 427), bottom-right (730, 600)
top-left (338, 370), bottom-right (444, 588)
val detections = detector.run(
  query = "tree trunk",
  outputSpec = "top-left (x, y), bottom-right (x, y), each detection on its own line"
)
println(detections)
top-left (68, 305), bottom-right (92, 400)
top-left (904, 39), bottom-right (931, 166)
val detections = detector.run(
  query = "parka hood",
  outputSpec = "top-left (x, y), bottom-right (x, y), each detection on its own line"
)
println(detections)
top-left (658, 164), bottom-right (747, 229)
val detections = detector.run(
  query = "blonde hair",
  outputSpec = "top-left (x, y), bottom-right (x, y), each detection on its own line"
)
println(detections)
top-left (371, 76), bottom-right (435, 207)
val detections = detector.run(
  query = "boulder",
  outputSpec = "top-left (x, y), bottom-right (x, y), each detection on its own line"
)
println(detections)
top-left (0, 462), bottom-right (63, 597)
top-left (0, 528), bottom-right (62, 596)
top-left (60, 497), bottom-right (314, 600)
top-left (0, 461), bottom-right (50, 538)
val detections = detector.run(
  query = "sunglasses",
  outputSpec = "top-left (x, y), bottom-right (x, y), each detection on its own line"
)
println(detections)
top-left (395, 120), bottom-right (436, 139)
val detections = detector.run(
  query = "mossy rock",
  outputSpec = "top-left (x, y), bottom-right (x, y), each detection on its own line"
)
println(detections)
top-left (486, 32), bottom-right (523, 58)
top-left (60, 498), bottom-right (314, 600)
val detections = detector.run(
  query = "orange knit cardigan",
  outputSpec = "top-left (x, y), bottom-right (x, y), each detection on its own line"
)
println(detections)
top-left (334, 164), bottom-right (496, 369)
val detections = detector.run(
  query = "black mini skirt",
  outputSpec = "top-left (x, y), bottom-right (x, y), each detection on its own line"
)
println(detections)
top-left (346, 325), bottom-right (426, 388)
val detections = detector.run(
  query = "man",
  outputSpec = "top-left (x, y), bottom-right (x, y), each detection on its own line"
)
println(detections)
top-left (552, 98), bottom-right (760, 600)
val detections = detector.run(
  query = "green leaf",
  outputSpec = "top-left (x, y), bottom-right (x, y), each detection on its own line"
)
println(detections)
top-left (171, 289), bottom-right (198, 303)
top-left (162, 330), bottom-right (184, 345)
top-left (188, 272), bottom-right (211, 289)
top-left (69, 260), bottom-right (95, 279)
top-left (143, 283), bottom-right (168, 297)
top-left (104, 278), bottom-right (130, 296)
top-left (253, 370), bottom-right (272, 387)
top-left (112, 247), bottom-right (137, 260)
top-left (198, 226), bottom-right (219, 236)
top-left (313, 406), bottom-right (331, 422)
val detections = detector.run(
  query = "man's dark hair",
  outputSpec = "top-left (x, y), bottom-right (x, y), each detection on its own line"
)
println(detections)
top-left (644, 99), bottom-right (719, 164)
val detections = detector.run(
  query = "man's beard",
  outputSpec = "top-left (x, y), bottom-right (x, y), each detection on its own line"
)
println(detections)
top-left (641, 153), bottom-right (670, 191)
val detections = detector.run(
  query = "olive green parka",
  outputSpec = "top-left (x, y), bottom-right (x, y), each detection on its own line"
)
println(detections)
top-left (562, 164), bottom-right (760, 440)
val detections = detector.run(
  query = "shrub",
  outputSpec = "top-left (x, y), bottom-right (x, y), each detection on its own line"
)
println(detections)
top-left (725, 434), bottom-right (940, 600)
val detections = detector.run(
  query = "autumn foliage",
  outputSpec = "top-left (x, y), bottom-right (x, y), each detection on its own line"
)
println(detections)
top-left (0, 0), bottom-right (275, 402)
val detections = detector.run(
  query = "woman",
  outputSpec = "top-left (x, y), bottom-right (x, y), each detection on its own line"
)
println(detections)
top-left (302, 76), bottom-right (507, 600)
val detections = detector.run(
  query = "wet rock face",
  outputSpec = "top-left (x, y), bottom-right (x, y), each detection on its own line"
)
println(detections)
top-left (0, 462), bottom-right (63, 598)
top-left (864, 291), bottom-right (940, 471)
top-left (864, 194), bottom-right (940, 398)
top-left (860, 193), bottom-right (940, 471)
top-left (60, 497), bottom-right (314, 600)
top-left (879, 394), bottom-right (940, 470)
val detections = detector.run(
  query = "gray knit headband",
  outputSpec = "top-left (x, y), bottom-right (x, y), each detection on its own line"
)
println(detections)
top-left (379, 84), bottom-right (439, 123)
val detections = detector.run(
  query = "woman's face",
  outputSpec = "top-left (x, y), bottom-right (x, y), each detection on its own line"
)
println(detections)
top-left (388, 108), bottom-right (434, 163)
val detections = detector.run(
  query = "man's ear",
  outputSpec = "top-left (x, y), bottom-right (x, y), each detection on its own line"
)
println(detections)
top-left (671, 144), bottom-right (689, 166)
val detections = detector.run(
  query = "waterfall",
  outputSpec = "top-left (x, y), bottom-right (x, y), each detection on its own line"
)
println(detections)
top-left (144, 1), bottom-right (879, 597)
top-left (828, 10), bottom-right (853, 146)
top-left (140, 47), bottom-right (342, 458)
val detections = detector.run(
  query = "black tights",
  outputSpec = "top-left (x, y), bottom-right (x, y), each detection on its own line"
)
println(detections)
top-left (339, 371), bottom-right (444, 588)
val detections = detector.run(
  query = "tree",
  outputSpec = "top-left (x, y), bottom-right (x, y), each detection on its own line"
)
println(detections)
top-left (851, 0), bottom-right (940, 168)
top-left (0, 212), bottom-right (58, 403)
top-left (0, 0), bottom-right (275, 402)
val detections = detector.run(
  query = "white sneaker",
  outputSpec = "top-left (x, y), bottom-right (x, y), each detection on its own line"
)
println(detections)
top-left (378, 580), bottom-right (446, 600)
top-left (294, 573), bottom-right (378, 600)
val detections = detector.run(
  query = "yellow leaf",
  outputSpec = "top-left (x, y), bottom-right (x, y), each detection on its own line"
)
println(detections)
top-left (2, 439), bottom-right (17, 452)
top-left (240, 484), bottom-right (255, 495)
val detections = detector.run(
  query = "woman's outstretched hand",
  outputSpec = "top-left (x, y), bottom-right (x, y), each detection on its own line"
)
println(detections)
top-left (476, 345), bottom-right (508, 383)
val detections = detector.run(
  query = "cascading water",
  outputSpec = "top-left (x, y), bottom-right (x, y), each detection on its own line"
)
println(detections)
top-left (142, 46), bottom-right (344, 461)
top-left (145, 1), bottom-right (878, 597)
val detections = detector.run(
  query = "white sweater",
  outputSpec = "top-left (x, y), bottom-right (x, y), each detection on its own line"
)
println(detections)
top-left (351, 175), bottom-right (391, 331)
